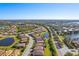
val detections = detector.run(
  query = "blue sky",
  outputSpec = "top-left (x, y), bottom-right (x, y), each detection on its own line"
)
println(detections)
top-left (0, 3), bottom-right (79, 20)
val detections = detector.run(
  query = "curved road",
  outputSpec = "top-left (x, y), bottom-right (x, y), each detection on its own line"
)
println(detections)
top-left (22, 34), bottom-right (34, 56)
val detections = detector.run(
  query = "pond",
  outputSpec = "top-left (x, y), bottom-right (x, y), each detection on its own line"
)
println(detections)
top-left (0, 38), bottom-right (15, 46)
top-left (43, 32), bottom-right (49, 38)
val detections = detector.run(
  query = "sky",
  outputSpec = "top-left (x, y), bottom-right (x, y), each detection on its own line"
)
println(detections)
top-left (0, 3), bottom-right (79, 20)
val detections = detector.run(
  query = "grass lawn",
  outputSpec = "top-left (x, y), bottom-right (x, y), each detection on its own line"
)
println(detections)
top-left (41, 32), bottom-right (46, 36)
top-left (59, 36), bottom-right (64, 40)
top-left (44, 47), bottom-right (52, 56)
top-left (44, 39), bottom-right (52, 56)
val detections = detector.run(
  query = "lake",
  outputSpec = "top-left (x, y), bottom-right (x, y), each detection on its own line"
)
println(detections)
top-left (66, 33), bottom-right (79, 40)
top-left (0, 38), bottom-right (15, 46)
top-left (44, 32), bottom-right (49, 38)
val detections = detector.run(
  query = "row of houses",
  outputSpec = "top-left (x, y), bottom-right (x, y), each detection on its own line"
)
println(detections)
top-left (0, 49), bottom-right (21, 56)
top-left (27, 26), bottom-right (48, 56)
top-left (15, 33), bottom-right (29, 48)
top-left (32, 37), bottom-right (44, 56)
top-left (17, 23), bottom-right (38, 27)
top-left (0, 25), bottom-right (17, 36)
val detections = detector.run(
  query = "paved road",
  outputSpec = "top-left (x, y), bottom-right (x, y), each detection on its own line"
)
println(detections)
top-left (22, 34), bottom-right (34, 56)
